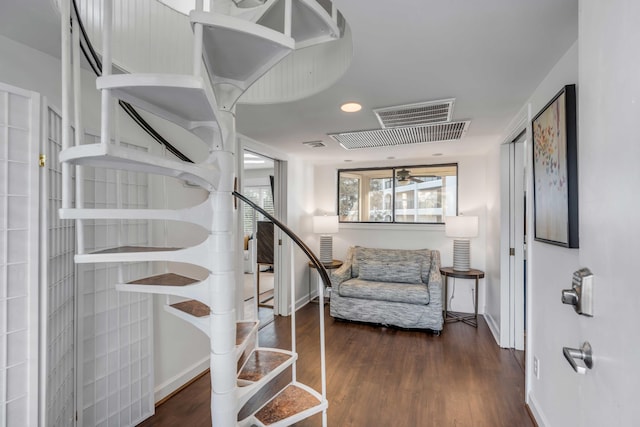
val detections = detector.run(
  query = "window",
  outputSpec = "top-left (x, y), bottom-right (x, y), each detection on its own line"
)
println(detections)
top-left (337, 164), bottom-right (457, 224)
top-left (243, 186), bottom-right (274, 236)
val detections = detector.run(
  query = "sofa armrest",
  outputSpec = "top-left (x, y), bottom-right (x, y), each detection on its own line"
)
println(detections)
top-left (426, 249), bottom-right (443, 309)
top-left (330, 262), bottom-right (352, 288)
top-left (427, 268), bottom-right (443, 310)
top-left (330, 246), bottom-right (355, 289)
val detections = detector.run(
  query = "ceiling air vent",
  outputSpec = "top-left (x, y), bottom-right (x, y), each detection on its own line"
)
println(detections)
top-left (373, 99), bottom-right (455, 128)
top-left (302, 140), bottom-right (326, 148)
top-left (328, 121), bottom-right (470, 150)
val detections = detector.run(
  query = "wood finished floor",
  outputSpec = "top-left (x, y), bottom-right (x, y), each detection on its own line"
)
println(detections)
top-left (138, 304), bottom-right (533, 427)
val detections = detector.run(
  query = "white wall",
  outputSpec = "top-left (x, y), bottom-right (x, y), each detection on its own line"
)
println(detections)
top-left (314, 155), bottom-right (488, 314)
top-left (285, 158), bottom-right (318, 308)
top-left (149, 176), bottom-right (211, 403)
top-left (483, 142), bottom-right (502, 338)
top-left (519, 40), bottom-right (580, 426)
top-left (529, 1), bottom-right (640, 425)
top-left (0, 34), bottom-right (64, 110)
top-left (510, 38), bottom-right (578, 425)
top-left (0, 34), bottom-right (212, 404)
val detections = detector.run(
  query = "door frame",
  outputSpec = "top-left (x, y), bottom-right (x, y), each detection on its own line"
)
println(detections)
top-left (501, 133), bottom-right (527, 350)
top-left (272, 158), bottom-right (288, 316)
top-left (238, 138), bottom-right (290, 317)
top-left (499, 105), bottom-right (530, 350)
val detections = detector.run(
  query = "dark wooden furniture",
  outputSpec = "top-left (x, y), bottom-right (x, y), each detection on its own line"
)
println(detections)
top-left (256, 221), bottom-right (274, 307)
top-left (308, 260), bottom-right (343, 304)
top-left (256, 221), bottom-right (274, 265)
top-left (440, 267), bottom-right (485, 328)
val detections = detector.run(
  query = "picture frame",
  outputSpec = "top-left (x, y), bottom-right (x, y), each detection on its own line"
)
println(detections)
top-left (531, 84), bottom-right (579, 248)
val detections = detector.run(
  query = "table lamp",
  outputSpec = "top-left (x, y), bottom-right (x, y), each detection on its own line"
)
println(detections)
top-left (445, 215), bottom-right (478, 272)
top-left (313, 215), bottom-right (339, 264)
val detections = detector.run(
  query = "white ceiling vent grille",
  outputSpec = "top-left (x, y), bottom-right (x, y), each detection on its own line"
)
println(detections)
top-left (373, 99), bottom-right (455, 128)
top-left (302, 140), bottom-right (326, 148)
top-left (329, 121), bottom-right (470, 150)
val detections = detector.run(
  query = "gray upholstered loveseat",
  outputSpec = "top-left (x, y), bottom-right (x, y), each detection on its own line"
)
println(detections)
top-left (329, 246), bottom-right (443, 332)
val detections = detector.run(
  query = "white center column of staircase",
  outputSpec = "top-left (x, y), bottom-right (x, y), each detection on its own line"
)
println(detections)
top-left (191, 1), bottom-right (237, 423)
top-left (205, 95), bottom-right (238, 427)
top-left (207, 110), bottom-right (237, 426)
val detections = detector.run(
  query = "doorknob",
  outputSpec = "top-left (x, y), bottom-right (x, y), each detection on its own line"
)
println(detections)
top-left (563, 341), bottom-right (593, 374)
top-left (561, 268), bottom-right (594, 316)
top-left (561, 288), bottom-right (578, 306)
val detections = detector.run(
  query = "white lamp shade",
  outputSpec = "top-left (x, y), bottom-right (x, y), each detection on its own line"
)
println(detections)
top-left (313, 215), bottom-right (339, 234)
top-left (445, 216), bottom-right (478, 238)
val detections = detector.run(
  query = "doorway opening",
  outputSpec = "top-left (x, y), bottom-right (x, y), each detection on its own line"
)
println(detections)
top-left (242, 150), bottom-right (277, 327)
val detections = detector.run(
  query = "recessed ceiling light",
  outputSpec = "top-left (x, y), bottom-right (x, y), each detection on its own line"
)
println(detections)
top-left (340, 102), bottom-right (362, 113)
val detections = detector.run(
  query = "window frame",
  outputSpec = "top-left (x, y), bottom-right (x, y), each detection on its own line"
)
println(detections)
top-left (336, 163), bottom-right (459, 225)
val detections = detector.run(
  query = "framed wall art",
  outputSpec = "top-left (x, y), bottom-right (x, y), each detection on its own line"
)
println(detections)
top-left (531, 84), bottom-right (579, 248)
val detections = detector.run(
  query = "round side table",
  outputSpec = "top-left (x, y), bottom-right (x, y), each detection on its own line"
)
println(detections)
top-left (440, 267), bottom-right (485, 328)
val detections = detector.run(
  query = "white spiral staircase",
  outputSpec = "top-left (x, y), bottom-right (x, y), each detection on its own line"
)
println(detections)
top-left (58, 0), bottom-right (346, 425)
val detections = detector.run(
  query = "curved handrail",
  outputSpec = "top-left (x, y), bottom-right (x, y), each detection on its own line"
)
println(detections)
top-left (233, 191), bottom-right (332, 292)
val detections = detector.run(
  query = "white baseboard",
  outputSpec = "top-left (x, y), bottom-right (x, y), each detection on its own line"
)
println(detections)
top-left (154, 356), bottom-right (210, 403)
top-left (527, 392), bottom-right (549, 427)
top-left (296, 294), bottom-right (310, 311)
top-left (273, 294), bottom-right (312, 315)
top-left (484, 312), bottom-right (502, 346)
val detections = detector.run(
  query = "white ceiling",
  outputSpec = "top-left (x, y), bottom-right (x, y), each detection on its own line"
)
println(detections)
top-left (0, 0), bottom-right (579, 165)
top-left (237, 0), bottom-right (579, 164)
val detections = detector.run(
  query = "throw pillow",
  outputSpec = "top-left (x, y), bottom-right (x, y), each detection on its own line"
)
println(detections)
top-left (358, 260), bottom-right (423, 284)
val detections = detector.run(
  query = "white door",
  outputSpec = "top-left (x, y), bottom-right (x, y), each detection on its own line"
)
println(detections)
top-left (0, 83), bottom-right (41, 426)
top-left (500, 133), bottom-right (526, 350)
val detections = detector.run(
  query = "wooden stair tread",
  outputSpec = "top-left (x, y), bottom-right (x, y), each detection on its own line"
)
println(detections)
top-left (76, 243), bottom-right (210, 270)
top-left (170, 300), bottom-right (210, 317)
top-left (91, 246), bottom-right (181, 254)
top-left (255, 385), bottom-right (321, 425)
top-left (237, 322), bottom-right (258, 346)
top-left (128, 273), bottom-right (199, 287)
top-left (166, 303), bottom-right (257, 345)
top-left (238, 350), bottom-right (292, 382)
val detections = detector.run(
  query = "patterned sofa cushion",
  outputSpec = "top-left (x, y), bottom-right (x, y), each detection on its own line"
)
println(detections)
top-left (358, 259), bottom-right (422, 284)
top-left (339, 278), bottom-right (430, 305)
top-left (352, 247), bottom-right (432, 283)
